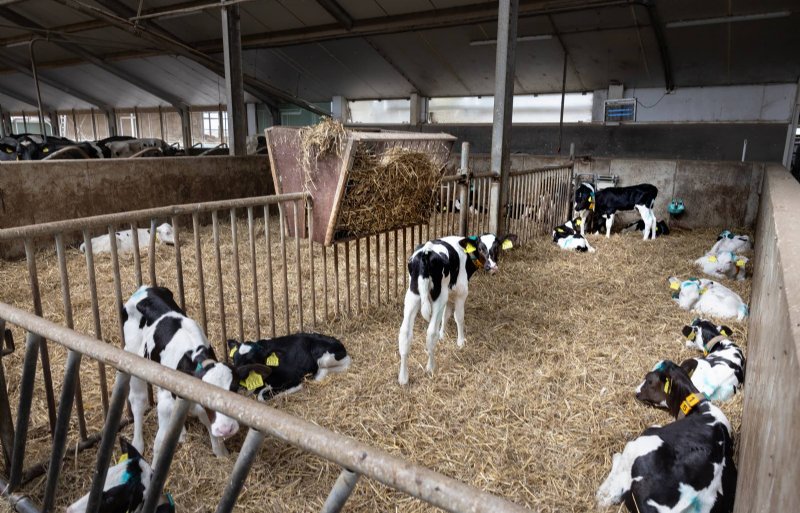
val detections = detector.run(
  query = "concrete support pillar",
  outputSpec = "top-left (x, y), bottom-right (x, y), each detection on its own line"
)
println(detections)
top-left (0, 107), bottom-right (12, 136)
top-left (489, 0), bottom-right (519, 236)
top-left (48, 111), bottom-right (59, 136)
top-left (222, 4), bottom-right (247, 156)
top-left (332, 96), bottom-right (348, 122)
top-left (410, 92), bottom-right (428, 125)
top-left (246, 103), bottom-right (258, 135)
top-left (106, 109), bottom-right (117, 137)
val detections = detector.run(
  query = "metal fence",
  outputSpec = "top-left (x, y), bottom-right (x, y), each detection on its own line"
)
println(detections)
top-left (0, 158), bottom-right (573, 511)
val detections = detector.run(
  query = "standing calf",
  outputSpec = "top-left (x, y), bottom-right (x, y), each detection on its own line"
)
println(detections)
top-left (574, 182), bottom-right (658, 239)
top-left (398, 233), bottom-right (516, 385)
top-left (227, 333), bottom-right (350, 400)
top-left (598, 361), bottom-right (737, 513)
top-left (122, 286), bottom-right (247, 458)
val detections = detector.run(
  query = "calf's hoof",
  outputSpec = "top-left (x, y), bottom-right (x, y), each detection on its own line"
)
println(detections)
top-left (398, 368), bottom-right (409, 386)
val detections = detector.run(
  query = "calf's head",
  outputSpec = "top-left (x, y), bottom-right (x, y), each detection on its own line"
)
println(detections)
top-left (156, 223), bottom-right (175, 245)
top-left (573, 183), bottom-right (595, 212)
top-left (226, 339), bottom-right (276, 394)
top-left (193, 355), bottom-right (252, 438)
top-left (458, 233), bottom-right (517, 274)
top-left (681, 318), bottom-right (732, 354)
top-left (635, 360), bottom-right (705, 419)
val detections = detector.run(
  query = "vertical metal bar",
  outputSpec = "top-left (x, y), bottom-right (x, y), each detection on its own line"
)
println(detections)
top-left (24, 239), bottom-right (56, 434)
top-left (158, 105), bottom-right (165, 140)
top-left (385, 233), bottom-right (390, 303)
top-left (247, 207), bottom-right (261, 339)
top-left (82, 231), bottom-right (109, 415)
top-left (393, 230), bottom-right (399, 299)
top-left (293, 202), bottom-right (304, 331)
top-left (344, 241), bottom-right (351, 317)
top-left (55, 234), bottom-right (87, 441)
top-left (85, 372), bottom-right (130, 513)
top-left (214, 429), bottom-right (266, 513)
top-left (321, 240), bottom-right (329, 321)
top-left (192, 213), bottom-right (208, 334)
top-left (523, 174), bottom-right (533, 241)
top-left (333, 243), bottom-right (341, 318)
top-left (279, 205), bottom-right (290, 335)
top-left (320, 469), bottom-right (361, 513)
top-left (107, 225), bottom-right (126, 345)
top-left (140, 398), bottom-right (191, 513)
top-left (0, 321), bottom-right (14, 471)
top-left (149, 219), bottom-right (157, 285)
top-left (172, 216), bottom-right (185, 311)
top-left (365, 236), bottom-right (371, 306)
top-left (8, 332), bottom-right (42, 490)
top-left (355, 238), bottom-right (362, 314)
top-left (264, 207), bottom-right (276, 338)
top-left (90, 108), bottom-right (97, 140)
top-left (212, 211), bottom-right (228, 353)
top-left (230, 208), bottom-right (244, 343)
top-left (375, 234), bottom-right (381, 304)
top-left (401, 228), bottom-right (407, 292)
top-left (131, 223), bottom-right (143, 287)
top-left (557, 50), bottom-right (568, 154)
top-left (71, 108), bottom-right (78, 139)
top-left (42, 349), bottom-right (82, 512)
top-left (306, 200), bottom-right (317, 327)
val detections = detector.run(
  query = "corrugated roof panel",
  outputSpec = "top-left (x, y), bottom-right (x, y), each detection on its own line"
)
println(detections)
top-left (10, 0), bottom-right (93, 28)
top-left (44, 64), bottom-right (167, 107)
top-left (0, 73), bottom-right (94, 110)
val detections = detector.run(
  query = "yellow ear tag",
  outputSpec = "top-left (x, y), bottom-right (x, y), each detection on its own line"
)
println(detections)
top-left (669, 282), bottom-right (680, 291)
top-left (501, 239), bottom-right (513, 250)
top-left (42, 147), bottom-right (49, 153)
top-left (663, 378), bottom-right (670, 394)
top-left (229, 346), bottom-right (238, 358)
top-left (464, 243), bottom-right (477, 254)
top-left (265, 352), bottom-right (280, 367)
top-left (575, 218), bottom-right (582, 225)
top-left (736, 259), bottom-right (745, 268)
top-left (117, 453), bottom-right (129, 465)
top-left (240, 371), bottom-right (264, 391)
top-left (720, 328), bottom-right (729, 336)
top-left (556, 228), bottom-right (564, 233)
top-left (700, 287), bottom-right (707, 295)
top-left (687, 331), bottom-right (696, 341)
top-left (707, 255), bottom-right (718, 263)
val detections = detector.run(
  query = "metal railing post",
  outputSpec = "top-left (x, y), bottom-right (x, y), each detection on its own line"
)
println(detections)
top-left (42, 350), bottom-right (82, 512)
top-left (457, 142), bottom-right (469, 237)
top-left (8, 332), bottom-right (43, 490)
top-left (85, 372), bottom-right (131, 513)
top-left (0, 322), bottom-right (15, 470)
top-left (140, 398), bottom-right (191, 513)
top-left (214, 429), bottom-right (266, 513)
top-left (320, 468), bottom-right (361, 513)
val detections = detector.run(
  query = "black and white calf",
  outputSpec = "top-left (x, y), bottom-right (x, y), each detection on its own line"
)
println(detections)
top-left (552, 218), bottom-right (595, 253)
top-left (66, 438), bottom-right (174, 513)
top-left (227, 333), bottom-right (351, 400)
top-left (574, 182), bottom-right (659, 239)
top-left (621, 219), bottom-right (670, 237)
top-left (122, 286), bottom-right (247, 458)
top-left (598, 361), bottom-right (737, 513)
top-left (397, 233), bottom-right (516, 385)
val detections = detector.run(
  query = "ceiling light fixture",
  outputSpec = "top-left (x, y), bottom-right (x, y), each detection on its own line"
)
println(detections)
top-left (469, 34), bottom-right (553, 46)
top-left (665, 11), bottom-right (791, 29)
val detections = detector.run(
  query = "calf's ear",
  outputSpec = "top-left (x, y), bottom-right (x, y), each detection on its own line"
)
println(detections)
top-left (500, 234), bottom-right (518, 250)
top-left (718, 325), bottom-right (733, 337)
top-left (681, 326), bottom-right (694, 339)
top-left (118, 437), bottom-right (142, 461)
top-left (227, 339), bottom-right (240, 358)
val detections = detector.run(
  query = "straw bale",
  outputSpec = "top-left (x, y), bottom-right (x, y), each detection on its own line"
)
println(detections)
top-left (0, 225), bottom-right (751, 513)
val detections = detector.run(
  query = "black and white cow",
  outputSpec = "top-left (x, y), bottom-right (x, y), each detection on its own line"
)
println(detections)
top-left (552, 218), bottom-right (595, 253)
top-left (574, 182), bottom-right (659, 240)
top-left (598, 361), bottom-right (737, 513)
top-left (122, 286), bottom-right (251, 458)
top-left (397, 233), bottom-right (516, 385)
top-left (66, 438), bottom-right (174, 513)
top-left (621, 219), bottom-right (670, 237)
top-left (227, 333), bottom-right (351, 400)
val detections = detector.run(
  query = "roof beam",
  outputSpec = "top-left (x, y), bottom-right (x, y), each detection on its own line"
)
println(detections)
top-left (315, 0), bottom-right (354, 30)
top-left (639, 0), bottom-right (675, 91)
top-left (2, 8), bottom-right (190, 110)
top-left (57, 0), bottom-right (322, 113)
top-left (0, 84), bottom-right (48, 110)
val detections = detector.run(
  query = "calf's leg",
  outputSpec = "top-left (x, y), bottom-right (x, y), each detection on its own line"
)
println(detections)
top-left (426, 295), bottom-right (448, 375)
top-left (398, 289), bottom-right (421, 385)
top-left (605, 214), bottom-right (614, 238)
top-left (193, 404), bottom-right (229, 457)
top-left (453, 293), bottom-right (467, 348)
top-left (129, 376), bottom-right (148, 453)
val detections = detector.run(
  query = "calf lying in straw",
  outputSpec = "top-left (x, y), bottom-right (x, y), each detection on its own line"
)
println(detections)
top-left (552, 218), bottom-right (596, 253)
top-left (122, 286), bottom-right (257, 458)
top-left (668, 277), bottom-right (749, 321)
top-left (66, 438), bottom-right (174, 513)
top-left (694, 251), bottom-right (748, 281)
top-left (228, 333), bottom-right (350, 400)
top-left (598, 361), bottom-right (737, 513)
top-left (398, 233), bottom-right (516, 385)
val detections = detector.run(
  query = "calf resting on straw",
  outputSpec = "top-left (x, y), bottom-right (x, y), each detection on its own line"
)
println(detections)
top-left (598, 361), bottom-right (737, 513)
top-left (398, 233), bottom-right (516, 385)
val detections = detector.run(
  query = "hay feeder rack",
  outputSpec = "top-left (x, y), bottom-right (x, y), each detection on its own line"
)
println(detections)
top-left (266, 127), bottom-right (456, 246)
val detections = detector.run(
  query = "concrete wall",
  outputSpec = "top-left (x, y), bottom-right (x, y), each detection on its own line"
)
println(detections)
top-left (735, 165), bottom-right (800, 512)
top-left (0, 156), bottom-right (272, 257)
top-left (451, 153), bottom-right (763, 229)
top-left (369, 123), bottom-right (787, 162)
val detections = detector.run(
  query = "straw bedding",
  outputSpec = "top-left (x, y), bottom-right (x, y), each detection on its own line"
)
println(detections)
top-left (0, 225), bottom-right (750, 513)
